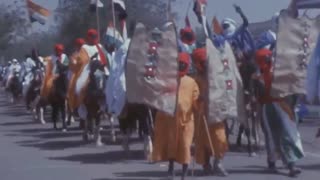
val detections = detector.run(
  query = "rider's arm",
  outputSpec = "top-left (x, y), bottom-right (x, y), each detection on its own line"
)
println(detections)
top-left (234, 5), bottom-right (249, 28)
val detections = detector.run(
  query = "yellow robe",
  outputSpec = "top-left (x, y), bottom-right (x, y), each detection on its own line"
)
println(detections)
top-left (152, 75), bottom-right (200, 165)
top-left (194, 74), bottom-right (228, 165)
top-left (67, 48), bottom-right (90, 111)
top-left (40, 56), bottom-right (54, 99)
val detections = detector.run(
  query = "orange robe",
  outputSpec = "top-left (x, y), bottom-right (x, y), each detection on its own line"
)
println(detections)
top-left (67, 48), bottom-right (90, 111)
top-left (152, 75), bottom-right (200, 165)
top-left (40, 56), bottom-right (55, 99)
top-left (194, 74), bottom-right (228, 165)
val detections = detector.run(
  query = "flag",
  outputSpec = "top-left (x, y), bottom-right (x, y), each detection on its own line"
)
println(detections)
top-left (193, 0), bottom-right (207, 23)
top-left (113, 0), bottom-right (127, 21)
top-left (185, 15), bottom-right (191, 28)
top-left (212, 16), bottom-right (223, 35)
top-left (89, 0), bottom-right (104, 13)
top-left (295, 0), bottom-right (320, 8)
top-left (27, 0), bottom-right (50, 25)
top-left (104, 22), bottom-right (124, 49)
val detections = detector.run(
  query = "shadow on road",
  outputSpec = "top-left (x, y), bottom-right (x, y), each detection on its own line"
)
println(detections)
top-left (299, 164), bottom-right (320, 171)
top-left (0, 121), bottom-right (37, 126)
top-left (93, 178), bottom-right (152, 180)
top-left (18, 139), bottom-right (90, 150)
top-left (49, 150), bottom-right (145, 164)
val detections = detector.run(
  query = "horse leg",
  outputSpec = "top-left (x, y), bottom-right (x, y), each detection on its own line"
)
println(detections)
top-left (119, 116), bottom-right (130, 153)
top-left (143, 118), bottom-right (153, 163)
top-left (61, 101), bottom-right (67, 132)
top-left (65, 100), bottom-right (71, 126)
top-left (236, 124), bottom-right (245, 147)
top-left (82, 118), bottom-right (89, 142)
top-left (94, 113), bottom-right (103, 146)
top-left (110, 114), bottom-right (117, 143)
top-left (52, 104), bottom-right (58, 130)
top-left (39, 106), bottom-right (45, 124)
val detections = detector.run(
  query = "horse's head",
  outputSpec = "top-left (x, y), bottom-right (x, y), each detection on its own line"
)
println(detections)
top-left (87, 56), bottom-right (106, 99)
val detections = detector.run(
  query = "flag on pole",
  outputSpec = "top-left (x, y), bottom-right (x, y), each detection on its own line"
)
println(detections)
top-left (113, 0), bottom-right (127, 21)
top-left (89, 0), bottom-right (104, 13)
top-left (212, 16), bottom-right (223, 35)
top-left (193, 0), bottom-right (207, 23)
top-left (295, 0), bottom-right (320, 9)
top-left (185, 15), bottom-right (191, 28)
top-left (27, 0), bottom-right (50, 25)
top-left (105, 22), bottom-right (124, 49)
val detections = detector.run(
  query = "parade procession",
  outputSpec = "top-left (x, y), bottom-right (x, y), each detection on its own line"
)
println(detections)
top-left (1, 0), bottom-right (320, 180)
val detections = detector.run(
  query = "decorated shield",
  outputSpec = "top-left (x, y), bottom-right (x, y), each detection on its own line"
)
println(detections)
top-left (126, 22), bottom-right (179, 116)
top-left (271, 10), bottom-right (320, 97)
top-left (206, 38), bottom-right (244, 124)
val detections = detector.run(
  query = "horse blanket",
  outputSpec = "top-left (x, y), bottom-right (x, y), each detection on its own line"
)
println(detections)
top-left (206, 38), bottom-right (244, 124)
top-left (126, 22), bottom-right (179, 116)
top-left (271, 10), bottom-right (320, 98)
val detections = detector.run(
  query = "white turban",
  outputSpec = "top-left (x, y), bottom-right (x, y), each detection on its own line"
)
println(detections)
top-left (222, 18), bottom-right (238, 38)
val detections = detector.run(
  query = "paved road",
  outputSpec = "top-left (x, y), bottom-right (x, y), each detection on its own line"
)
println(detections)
top-left (0, 94), bottom-right (320, 180)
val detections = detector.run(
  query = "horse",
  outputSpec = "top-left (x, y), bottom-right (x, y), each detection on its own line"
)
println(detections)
top-left (46, 61), bottom-right (69, 131)
top-left (6, 71), bottom-right (23, 103)
top-left (118, 103), bottom-right (156, 161)
top-left (234, 60), bottom-right (262, 157)
top-left (80, 57), bottom-right (107, 146)
top-left (25, 67), bottom-right (46, 124)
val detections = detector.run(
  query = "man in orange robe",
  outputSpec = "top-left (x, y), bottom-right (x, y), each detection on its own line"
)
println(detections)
top-left (41, 44), bottom-right (69, 99)
top-left (152, 52), bottom-right (200, 180)
top-left (192, 48), bottom-right (229, 176)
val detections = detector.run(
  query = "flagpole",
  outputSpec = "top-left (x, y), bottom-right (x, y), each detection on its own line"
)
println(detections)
top-left (25, 0), bottom-right (36, 50)
top-left (167, 0), bottom-right (171, 21)
top-left (111, 0), bottom-right (117, 46)
top-left (186, 0), bottom-right (192, 17)
top-left (96, 1), bottom-right (101, 42)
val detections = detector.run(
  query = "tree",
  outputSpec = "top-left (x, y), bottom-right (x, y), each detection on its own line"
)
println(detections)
top-left (55, 0), bottom-right (177, 53)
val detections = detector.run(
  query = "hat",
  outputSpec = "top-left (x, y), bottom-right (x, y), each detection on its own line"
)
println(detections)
top-left (180, 27), bottom-right (196, 45)
top-left (192, 48), bottom-right (206, 71)
top-left (178, 52), bottom-right (190, 77)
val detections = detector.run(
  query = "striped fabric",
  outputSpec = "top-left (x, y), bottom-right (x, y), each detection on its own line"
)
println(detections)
top-left (27, 0), bottom-right (50, 25)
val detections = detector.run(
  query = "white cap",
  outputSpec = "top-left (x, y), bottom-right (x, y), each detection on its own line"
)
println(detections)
top-left (12, 59), bottom-right (18, 63)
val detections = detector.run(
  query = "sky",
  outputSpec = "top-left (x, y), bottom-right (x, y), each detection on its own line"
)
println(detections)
top-left (1, 0), bottom-right (292, 31)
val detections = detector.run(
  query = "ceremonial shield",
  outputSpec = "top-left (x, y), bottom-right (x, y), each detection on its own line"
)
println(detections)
top-left (126, 22), bottom-right (179, 116)
top-left (206, 39), bottom-right (244, 124)
top-left (271, 10), bottom-right (320, 97)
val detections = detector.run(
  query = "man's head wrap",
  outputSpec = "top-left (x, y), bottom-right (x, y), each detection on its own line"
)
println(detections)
top-left (192, 48), bottom-right (207, 72)
top-left (178, 52), bottom-right (190, 77)
top-left (180, 27), bottom-right (196, 45)
top-left (54, 44), bottom-right (64, 56)
top-left (75, 38), bottom-right (85, 49)
top-left (87, 29), bottom-right (99, 45)
top-left (222, 18), bottom-right (237, 38)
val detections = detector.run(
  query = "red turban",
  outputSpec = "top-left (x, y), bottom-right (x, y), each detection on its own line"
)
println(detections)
top-left (180, 27), bottom-right (196, 45)
top-left (192, 48), bottom-right (207, 72)
top-left (75, 38), bottom-right (85, 49)
top-left (178, 52), bottom-right (190, 77)
top-left (87, 29), bottom-right (99, 45)
top-left (255, 49), bottom-right (273, 98)
top-left (54, 44), bottom-right (64, 56)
